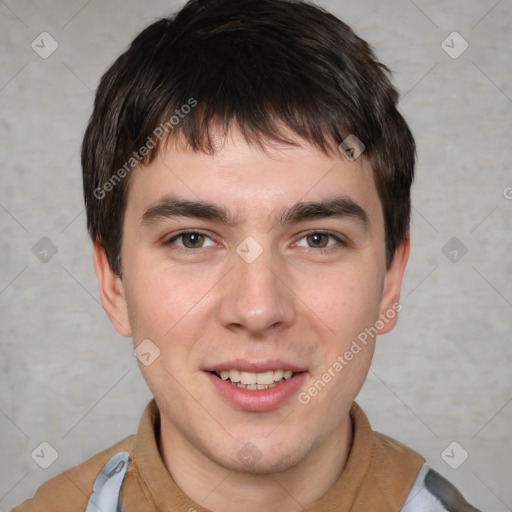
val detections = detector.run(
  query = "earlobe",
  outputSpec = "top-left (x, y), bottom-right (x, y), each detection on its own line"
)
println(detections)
top-left (377, 235), bottom-right (410, 335)
top-left (93, 243), bottom-right (132, 338)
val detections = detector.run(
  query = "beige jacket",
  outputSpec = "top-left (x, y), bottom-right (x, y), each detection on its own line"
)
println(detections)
top-left (13, 400), bottom-right (479, 511)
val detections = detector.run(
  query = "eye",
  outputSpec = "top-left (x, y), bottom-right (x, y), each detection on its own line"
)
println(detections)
top-left (166, 231), bottom-right (216, 249)
top-left (295, 231), bottom-right (344, 251)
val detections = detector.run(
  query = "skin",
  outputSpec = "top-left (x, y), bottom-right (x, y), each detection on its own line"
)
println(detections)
top-left (94, 128), bottom-right (409, 512)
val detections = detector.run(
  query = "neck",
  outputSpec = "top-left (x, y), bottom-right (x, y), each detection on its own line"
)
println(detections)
top-left (159, 415), bottom-right (353, 512)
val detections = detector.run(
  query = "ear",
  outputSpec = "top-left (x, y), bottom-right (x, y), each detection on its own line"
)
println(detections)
top-left (377, 235), bottom-right (410, 335)
top-left (93, 242), bottom-right (132, 338)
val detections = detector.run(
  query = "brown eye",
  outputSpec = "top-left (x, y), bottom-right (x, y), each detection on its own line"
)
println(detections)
top-left (295, 231), bottom-right (345, 252)
top-left (166, 231), bottom-right (216, 250)
top-left (181, 232), bottom-right (205, 248)
top-left (307, 233), bottom-right (330, 248)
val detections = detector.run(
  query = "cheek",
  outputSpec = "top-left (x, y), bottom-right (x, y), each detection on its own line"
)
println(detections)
top-left (124, 262), bottom-right (224, 388)
top-left (124, 261), bottom-right (210, 339)
top-left (301, 265), bottom-right (383, 342)
top-left (125, 269), bottom-right (205, 391)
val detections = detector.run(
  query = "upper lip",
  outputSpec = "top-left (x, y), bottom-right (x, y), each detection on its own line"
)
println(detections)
top-left (203, 360), bottom-right (308, 373)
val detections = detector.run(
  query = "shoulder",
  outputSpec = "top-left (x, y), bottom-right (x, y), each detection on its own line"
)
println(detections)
top-left (400, 463), bottom-right (482, 512)
top-left (372, 430), bottom-right (426, 464)
top-left (371, 430), bottom-right (426, 481)
top-left (12, 435), bottom-right (134, 512)
top-left (370, 431), bottom-right (481, 511)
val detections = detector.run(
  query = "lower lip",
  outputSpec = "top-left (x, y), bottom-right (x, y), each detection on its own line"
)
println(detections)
top-left (205, 372), bottom-right (308, 412)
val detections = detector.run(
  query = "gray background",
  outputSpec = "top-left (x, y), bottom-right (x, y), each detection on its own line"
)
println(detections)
top-left (1, 0), bottom-right (511, 510)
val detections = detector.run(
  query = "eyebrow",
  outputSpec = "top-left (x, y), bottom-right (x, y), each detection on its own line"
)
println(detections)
top-left (141, 194), bottom-right (369, 229)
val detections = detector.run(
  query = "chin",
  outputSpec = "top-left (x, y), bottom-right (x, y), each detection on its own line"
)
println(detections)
top-left (208, 440), bottom-right (308, 475)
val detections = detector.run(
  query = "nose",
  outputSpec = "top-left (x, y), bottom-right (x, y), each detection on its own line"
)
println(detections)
top-left (217, 244), bottom-right (296, 336)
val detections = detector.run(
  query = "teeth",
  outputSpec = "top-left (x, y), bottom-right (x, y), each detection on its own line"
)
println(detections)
top-left (274, 369), bottom-right (284, 381)
top-left (256, 370), bottom-right (275, 385)
top-left (240, 371), bottom-right (257, 385)
top-left (229, 369), bottom-right (241, 382)
top-left (236, 383), bottom-right (276, 390)
top-left (215, 369), bottom-right (296, 385)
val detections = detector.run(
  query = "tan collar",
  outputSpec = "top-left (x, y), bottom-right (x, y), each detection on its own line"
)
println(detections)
top-left (126, 399), bottom-right (424, 511)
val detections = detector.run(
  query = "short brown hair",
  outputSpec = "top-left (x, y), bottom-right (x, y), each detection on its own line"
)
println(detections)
top-left (82, 0), bottom-right (415, 276)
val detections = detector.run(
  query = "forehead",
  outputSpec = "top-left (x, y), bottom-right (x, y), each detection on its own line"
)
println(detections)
top-left (124, 129), bottom-right (383, 230)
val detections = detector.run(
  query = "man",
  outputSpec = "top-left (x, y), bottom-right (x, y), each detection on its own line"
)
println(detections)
top-left (14, 0), bottom-right (481, 510)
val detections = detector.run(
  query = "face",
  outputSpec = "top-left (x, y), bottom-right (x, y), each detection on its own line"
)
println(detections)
top-left (95, 129), bottom-right (408, 475)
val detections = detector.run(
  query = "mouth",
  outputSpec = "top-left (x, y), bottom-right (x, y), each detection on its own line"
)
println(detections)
top-left (205, 365), bottom-right (308, 411)
top-left (209, 369), bottom-right (299, 390)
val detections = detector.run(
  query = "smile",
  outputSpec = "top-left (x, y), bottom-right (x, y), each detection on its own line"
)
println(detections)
top-left (213, 369), bottom-right (296, 389)
top-left (206, 368), bottom-right (307, 411)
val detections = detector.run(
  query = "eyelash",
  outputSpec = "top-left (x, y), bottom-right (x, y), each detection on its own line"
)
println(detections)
top-left (164, 230), bottom-right (346, 255)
